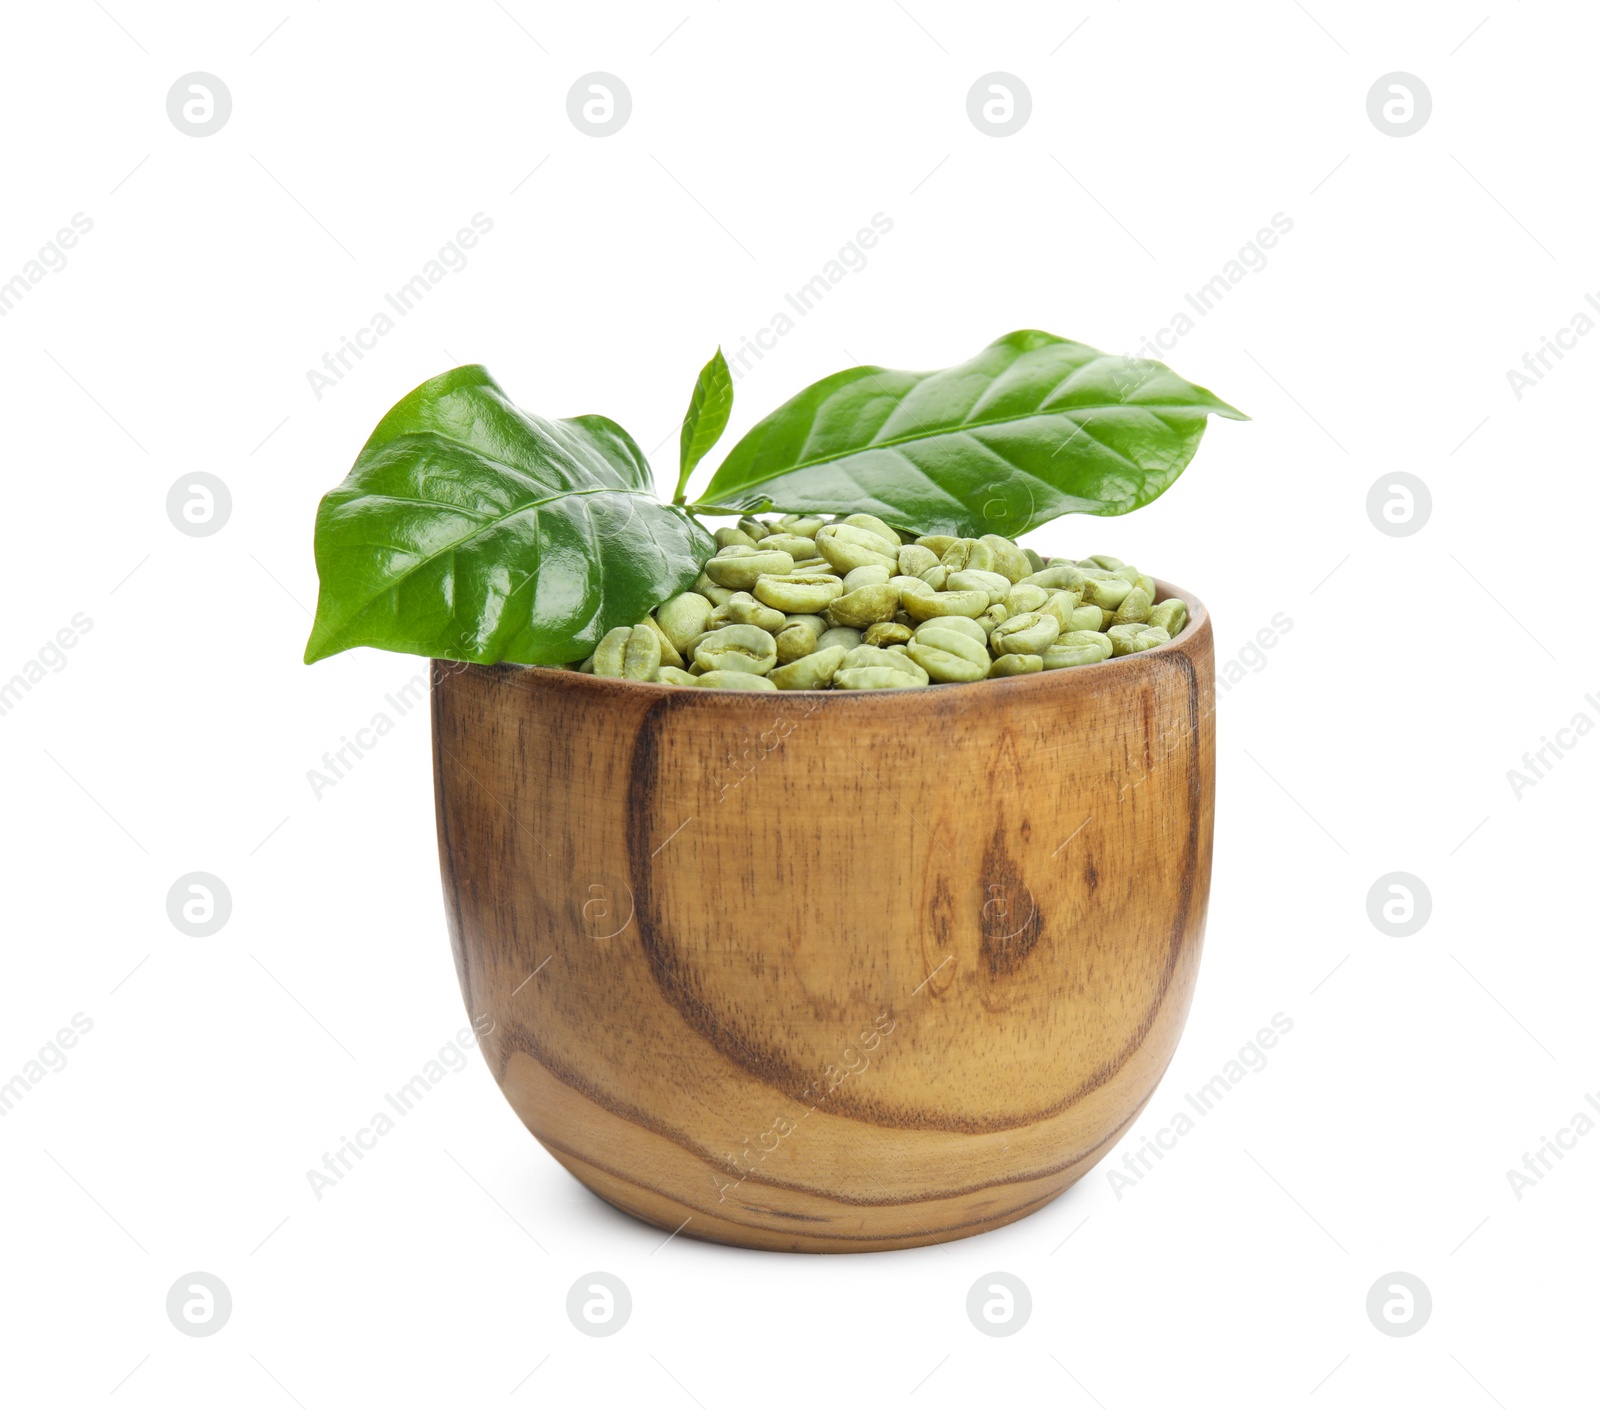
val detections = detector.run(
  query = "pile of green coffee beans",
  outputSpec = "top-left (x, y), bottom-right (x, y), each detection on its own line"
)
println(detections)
top-left (577, 514), bottom-right (1189, 690)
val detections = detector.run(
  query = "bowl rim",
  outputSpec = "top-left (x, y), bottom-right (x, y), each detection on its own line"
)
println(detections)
top-left (443, 579), bottom-right (1209, 701)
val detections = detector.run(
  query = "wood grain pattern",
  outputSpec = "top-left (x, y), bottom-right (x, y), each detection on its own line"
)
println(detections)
top-left (432, 583), bottom-right (1215, 1252)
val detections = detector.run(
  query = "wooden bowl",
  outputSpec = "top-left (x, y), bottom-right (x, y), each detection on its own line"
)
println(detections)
top-left (431, 583), bottom-right (1214, 1252)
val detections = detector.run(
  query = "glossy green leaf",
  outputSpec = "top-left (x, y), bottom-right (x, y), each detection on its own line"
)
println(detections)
top-left (697, 330), bottom-right (1247, 537)
top-left (304, 365), bottom-right (713, 666)
top-left (674, 347), bottom-right (734, 504)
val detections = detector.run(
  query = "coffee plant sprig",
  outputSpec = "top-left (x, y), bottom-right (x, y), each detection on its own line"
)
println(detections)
top-left (305, 332), bottom-right (1244, 667)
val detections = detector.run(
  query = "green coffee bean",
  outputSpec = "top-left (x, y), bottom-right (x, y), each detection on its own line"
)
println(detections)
top-left (704, 546), bottom-right (796, 590)
top-left (813, 626), bottom-right (859, 653)
top-left (990, 611), bottom-right (1061, 655)
top-left (863, 621), bottom-right (912, 647)
top-left (715, 526), bottom-right (760, 550)
top-left (897, 544), bottom-right (940, 577)
top-left (643, 614), bottom-right (685, 668)
top-left (908, 627), bottom-right (992, 675)
top-left (1115, 567), bottom-right (1143, 596)
top-left (1088, 554), bottom-right (1125, 571)
top-left (1068, 604), bottom-right (1105, 632)
top-left (578, 654), bottom-right (596, 673)
top-left (657, 666), bottom-right (699, 686)
top-left (1112, 586), bottom-right (1153, 625)
top-left (828, 583), bottom-right (900, 627)
top-left (979, 535), bottom-right (1032, 583)
top-left (1081, 575), bottom-right (1134, 610)
top-left (916, 534), bottom-right (960, 557)
top-left (777, 514), bottom-right (825, 538)
top-left (911, 623), bottom-right (990, 663)
top-left (1147, 598), bottom-right (1189, 637)
top-left (839, 644), bottom-right (926, 680)
top-left (1044, 630), bottom-right (1113, 668)
top-left (1042, 640), bottom-right (1111, 669)
top-left (913, 616), bottom-right (987, 646)
top-left (752, 573), bottom-right (844, 613)
top-left (1004, 583), bottom-right (1050, 617)
top-left (1137, 573), bottom-right (1157, 601)
top-left (989, 653), bottom-right (1043, 677)
top-left (693, 624), bottom-right (778, 674)
top-left (917, 564), bottom-right (949, 590)
top-left (842, 565), bottom-right (891, 590)
top-left (940, 538), bottom-right (997, 573)
top-left (691, 573), bottom-right (734, 607)
top-left (770, 644), bottom-right (847, 690)
top-left (906, 625), bottom-right (989, 683)
top-left (814, 523), bottom-right (899, 573)
top-left (832, 582), bottom-right (908, 627)
top-left (1019, 564), bottom-right (1086, 592)
top-left (725, 592), bottom-right (788, 632)
top-left (591, 626), bottom-right (633, 677)
top-left (697, 669), bottom-right (778, 690)
top-left (758, 532), bottom-right (822, 559)
top-left (775, 622), bottom-right (819, 664)
top-left (658, 593), bottom-right (717, 656)
top-left (834, 666), bottom-right (927, 690)
top-left (1059, 628), bottom-right (1114, 651)
top-left (836, 645), bottom-right (927, 687)
top-left (784, 612), bottom-right (828, 634)
top-left (900, 583), bottom-right (990, 620)
top-left (843, 513), bottom-right (902, 545)
top-left (1107, 623), bottom-right (1171, 656)
top-left (947, 568), bottom-right (1011, 603)
top-left (1040, 590), bottom-right (1081, 630)
top-left (737, 516), bottom-right (770, 540)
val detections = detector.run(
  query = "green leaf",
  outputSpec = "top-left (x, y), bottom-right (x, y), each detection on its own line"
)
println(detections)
top-left (674, 347), bottom-right (734, 504)
top-left (697, 330), bottom-right (1247, 537)
top-left (304, 365), bottom-right (713, 666)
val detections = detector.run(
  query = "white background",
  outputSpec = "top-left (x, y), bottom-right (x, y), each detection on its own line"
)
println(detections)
top-left (2, 1), bottom-right (1595, 1405)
